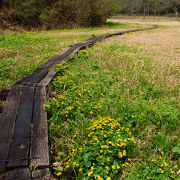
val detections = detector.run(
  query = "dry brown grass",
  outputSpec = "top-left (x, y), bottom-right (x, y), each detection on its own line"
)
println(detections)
top-left (101, 17), bottom-right (180, 90)
top-left (108, 15), bottom-right (180, 27)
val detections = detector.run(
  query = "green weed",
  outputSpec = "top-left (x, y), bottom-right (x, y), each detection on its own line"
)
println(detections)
top-left (46, 44), bottom-right (179, 179)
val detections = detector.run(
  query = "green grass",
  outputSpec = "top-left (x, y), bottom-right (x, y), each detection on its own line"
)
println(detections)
top-left (45, 32), bottom-right (180, 179)
top-left (0, 17), bottom-right (179, 179)
top-left (0, 22), bottom-right (148, 90)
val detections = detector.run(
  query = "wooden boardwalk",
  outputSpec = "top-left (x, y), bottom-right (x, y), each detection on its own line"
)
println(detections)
top-left (0, 26), bottom-right (157, 179)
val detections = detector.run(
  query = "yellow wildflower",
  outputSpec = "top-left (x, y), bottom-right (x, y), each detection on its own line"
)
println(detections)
top-left (87, 171), bottom-right (93, 176)
top-left (119, 152), bottom-right (123, 158)
top-left (107, 158), bottom-right (110, 161)
top-left (123, 150), bottom-right (126, 156)
top-left (65, 165), bottom-right (69, 169)
top-left (56, 172), bottom-right (62, 176)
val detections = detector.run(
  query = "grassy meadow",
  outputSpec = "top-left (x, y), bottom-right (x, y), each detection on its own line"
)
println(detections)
top-left (44, 17), bottom-right (180, 179)
top-left (0, 16), bottom-right (180, 179)
top-left (0, 22), bottom-right (146, 90)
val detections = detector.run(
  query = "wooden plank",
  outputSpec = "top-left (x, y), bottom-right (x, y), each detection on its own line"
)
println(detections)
top-left (15, 48), bottom-right (74, 86)
top-left (6, 168), bottom-right (30, 180)
top-left (0, 90), bottom-right (9, 101)
top-left (32, 168), bottom-right (52, 180)
top-left (15, 68), bottom-right (45, 86)
top-left (16, 68), bottom-right (49, 87)
top-left (7, 87), bottom-right (34, 168)
top-left (60, 47), bottom-right (72, 54)
top-left (15, 26), bottom-right (157, 86)
top-left (30, 86), bottom-right (49, 167)
top-left (28, 69), bottom-right (49, 86)
top-left (40, 47), bottom-right (75, 69)
top-left (38, 69), bottom-right (57, 87)
top-left (0, 86), bottom-right (22, 171)
top-left (38, 47), bottom-right (81, 87)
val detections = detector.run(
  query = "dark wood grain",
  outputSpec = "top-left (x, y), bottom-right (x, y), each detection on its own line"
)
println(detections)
top-left (0, 86), bottom-right (22, 171)
top-left (6, 168), bottom-right (30, 180)
top-left (38, 69), bottom-right (57, 87)
top-left (7, 87), bottom-right (34, 168)
top-left (15, 47), bottom-right (75, 86)
top-left (32, 168), bottom-right (52, 180)
top-left (40, 46), bottom-right (75, 69)
top-left (30, 86), bottom-right (49, 167)
top-left (38, 47), bottom-right (81, 87)
top-left (28, 69), bottom-right (49, 86)
top-left (15, 68), bottom-right (45, 86)
top-left (0, 90), bottom-right (9, 101)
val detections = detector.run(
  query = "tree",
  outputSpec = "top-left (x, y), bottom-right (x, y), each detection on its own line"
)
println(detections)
top-left (171, 0), bottom-right (180, 19)
top-left (0, 0), bottom-right (118, 28)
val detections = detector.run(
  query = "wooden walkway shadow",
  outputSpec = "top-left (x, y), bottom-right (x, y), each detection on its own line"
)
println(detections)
top-left (0, 26), bottom-right (157, 179)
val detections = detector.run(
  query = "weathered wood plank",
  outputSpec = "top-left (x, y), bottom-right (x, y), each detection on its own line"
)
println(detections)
top-left (15, 26), bottom-right (157, 87)
top-left (38, 47), bottom-right (81, 87)
top-left (38, 69), bottom-right (56, 87)
top-left (28, 69), bottom-right (49, 86)
top-left (30, 86), bottom-right (49, 167)
top-left (0, 86), bottom-right (22, 171)
top-left (39, 47), bottom-right (75, 69)
top-left (7, 87), bottom-right (34, 168)
top-left (5, 168), bottom-right (30, 180)
top-left (32, 168), bottom-right (52, 180)
top-left (15, 47), bottom-right (75, 86)
top-left (15, 68), bottom-right (45, 86)
top-left (31, 168), bottom-right (52, 180)
top-left (0, 90), bottom-right (9, 101)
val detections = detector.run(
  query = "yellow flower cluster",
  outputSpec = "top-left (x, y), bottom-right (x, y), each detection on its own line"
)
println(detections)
top-left (70, 116), bottom-right (135, 179)
top-left (128, 156), bottom-right (178, 179)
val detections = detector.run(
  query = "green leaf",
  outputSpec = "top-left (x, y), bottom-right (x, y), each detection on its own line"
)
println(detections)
top-left (85, 161), bottom-right (91, 168)
top-left (53, 166), bottom-right (63, 171)
top-left (58, 151), bottom-right (66, 157)
top-left (83, 153), bottom-right (89, 163)
top-left (172, 145), bottom-right (180, 154)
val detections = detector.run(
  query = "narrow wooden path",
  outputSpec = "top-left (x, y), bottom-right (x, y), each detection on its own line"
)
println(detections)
top-left (0, 26), bottom-right (157, 179)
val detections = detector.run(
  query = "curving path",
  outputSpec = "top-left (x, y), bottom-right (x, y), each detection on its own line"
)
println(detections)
top-left (0, 26), bottom-right (157, 180)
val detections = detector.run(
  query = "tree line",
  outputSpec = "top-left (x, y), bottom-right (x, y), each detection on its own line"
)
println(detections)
top-left (0, 0), bottom-right (117, 29)
top-left (0, 0), bottom-right (179, 30)
top-left (118, 0), bottom-right (180, 19)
